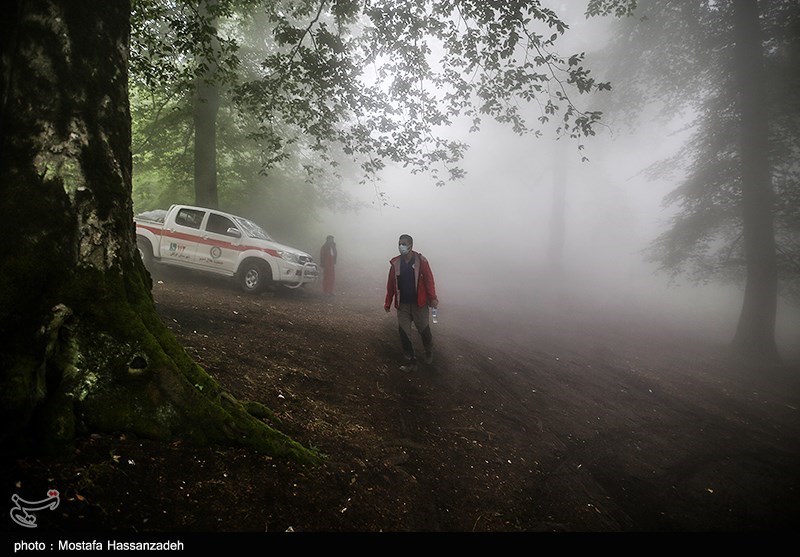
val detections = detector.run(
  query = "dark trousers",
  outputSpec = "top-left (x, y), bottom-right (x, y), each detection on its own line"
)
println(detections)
top-left (397, 303), bottom-right (433, 360)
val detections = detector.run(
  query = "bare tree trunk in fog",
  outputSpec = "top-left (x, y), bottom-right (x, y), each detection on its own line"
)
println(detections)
top-left (547, 141), bottom-right (567, 281)
top-left (193, 0), bottom-right (220, 209)
top-left (194, 77), bottom-right (220, 209)
top-left (731, 0), bottom-right (779, 360)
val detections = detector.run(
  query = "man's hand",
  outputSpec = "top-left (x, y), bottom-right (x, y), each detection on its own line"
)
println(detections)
top-left (430, 298), bottom-right (439, 309)
top-left (384, 306), bottom-right (391, 313)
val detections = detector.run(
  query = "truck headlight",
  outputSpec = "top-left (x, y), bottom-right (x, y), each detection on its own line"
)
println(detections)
top-left (278, 250), bottom-right (299, 263)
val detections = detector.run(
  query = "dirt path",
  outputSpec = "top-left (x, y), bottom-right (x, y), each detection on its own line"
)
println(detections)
top-left (3, 266), bottom-right (800, 533)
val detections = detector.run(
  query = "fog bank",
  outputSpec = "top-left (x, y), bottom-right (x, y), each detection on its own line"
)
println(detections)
top-left (311, 121), bottom-right (800, 360)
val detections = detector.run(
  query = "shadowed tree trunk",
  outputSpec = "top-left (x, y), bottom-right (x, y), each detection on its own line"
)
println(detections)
top-left (194, 78), bottom-right (220, 209)
top-left (731, 0), bottom-right (779, 360)
top-left (0, 0), bottom-right (317, 463)
top-left (193, 0), bottom-right (220, 209)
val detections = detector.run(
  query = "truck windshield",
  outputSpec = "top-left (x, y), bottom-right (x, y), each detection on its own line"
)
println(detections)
top-left (234, 216), bottom-right (274, 241)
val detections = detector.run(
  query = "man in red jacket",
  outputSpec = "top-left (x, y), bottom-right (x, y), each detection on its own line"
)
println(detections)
top-left (384, 234), bottom-right (439, 371)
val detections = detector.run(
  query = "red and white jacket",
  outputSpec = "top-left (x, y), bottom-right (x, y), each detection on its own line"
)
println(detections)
top-left (384, 251), bottom-right (438, 309)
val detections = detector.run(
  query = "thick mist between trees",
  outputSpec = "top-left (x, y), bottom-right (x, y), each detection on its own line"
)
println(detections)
top-left (127, 0), bottom-right (800, 363)
top-left (312, 121), bottom-right (800, 359)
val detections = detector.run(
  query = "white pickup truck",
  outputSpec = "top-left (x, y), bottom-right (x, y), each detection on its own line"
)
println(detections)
top-left (135, 205), bottom-right (319, 293)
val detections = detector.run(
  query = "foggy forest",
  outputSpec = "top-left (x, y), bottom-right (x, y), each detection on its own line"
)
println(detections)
top-left (1, 0), bottom-right (799, 538)
top-left (129, 0), bottom-right (800, 357)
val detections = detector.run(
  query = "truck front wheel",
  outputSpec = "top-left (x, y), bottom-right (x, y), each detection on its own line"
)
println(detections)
top-left (239, 261), bottom-right (270, 294)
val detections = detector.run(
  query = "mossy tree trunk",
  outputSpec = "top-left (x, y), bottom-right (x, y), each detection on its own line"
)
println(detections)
top-left (0, 0), bottom-right (318, 464)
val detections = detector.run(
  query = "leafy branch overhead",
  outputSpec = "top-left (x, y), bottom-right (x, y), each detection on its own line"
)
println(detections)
top-left (131, 0), bottom-right (621, 187)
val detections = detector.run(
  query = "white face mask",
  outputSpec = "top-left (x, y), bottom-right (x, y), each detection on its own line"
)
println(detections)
top-left (399, 244), bottom-right (410, 255)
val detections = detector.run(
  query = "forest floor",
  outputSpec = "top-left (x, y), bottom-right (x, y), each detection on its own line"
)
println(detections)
top-left (4, 264), bottom-right (800, 539)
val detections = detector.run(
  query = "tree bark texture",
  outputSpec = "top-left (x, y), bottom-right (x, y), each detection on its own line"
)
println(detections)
top-left (731, 0), bottom-right (779, 360)
top-left (0, 0), bottom-right (317, 463)
top-left (193, 0), bottom-right (220, 209)
top-left (193, 78), bottom-right (220, 209)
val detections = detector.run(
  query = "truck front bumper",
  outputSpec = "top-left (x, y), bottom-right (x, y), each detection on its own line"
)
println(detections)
top-left (282, 262), bottom-right (319, 288)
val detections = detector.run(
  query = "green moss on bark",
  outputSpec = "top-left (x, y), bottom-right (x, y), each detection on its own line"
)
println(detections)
top-left (56, 263), bottom-right (321, 465)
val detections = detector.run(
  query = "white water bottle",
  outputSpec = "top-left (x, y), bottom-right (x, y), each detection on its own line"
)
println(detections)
top-left (431, 308), bottom-right (438, 324)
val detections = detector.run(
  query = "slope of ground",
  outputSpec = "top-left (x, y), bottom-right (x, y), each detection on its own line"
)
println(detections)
top-left (3, 265), bottom-right (800, 535)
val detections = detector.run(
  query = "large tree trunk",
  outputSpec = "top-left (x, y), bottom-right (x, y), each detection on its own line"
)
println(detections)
top-left (194, 78), bottom-right (220, 209)
top-left (193, 0), bottom-right (220, 209)
top-left (731, 0), bottom-right (779, 360)
top-left (0, 0), bottom-right (317, 463)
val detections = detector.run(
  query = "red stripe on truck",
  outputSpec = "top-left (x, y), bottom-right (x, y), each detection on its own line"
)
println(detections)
top-left (137, 224), bottom-right (281, 258)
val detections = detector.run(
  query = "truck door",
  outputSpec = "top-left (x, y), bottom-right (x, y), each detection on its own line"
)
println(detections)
top-left (196, 212), bottom-right (242, 273)
top-left (161, 207), bottom-right (206, 265)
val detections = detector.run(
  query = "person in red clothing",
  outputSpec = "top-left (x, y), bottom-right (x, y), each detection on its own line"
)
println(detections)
top-left (384, 234), bottom-right (439, 371)
top-left (320, 235), bottom-right (337, 295)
